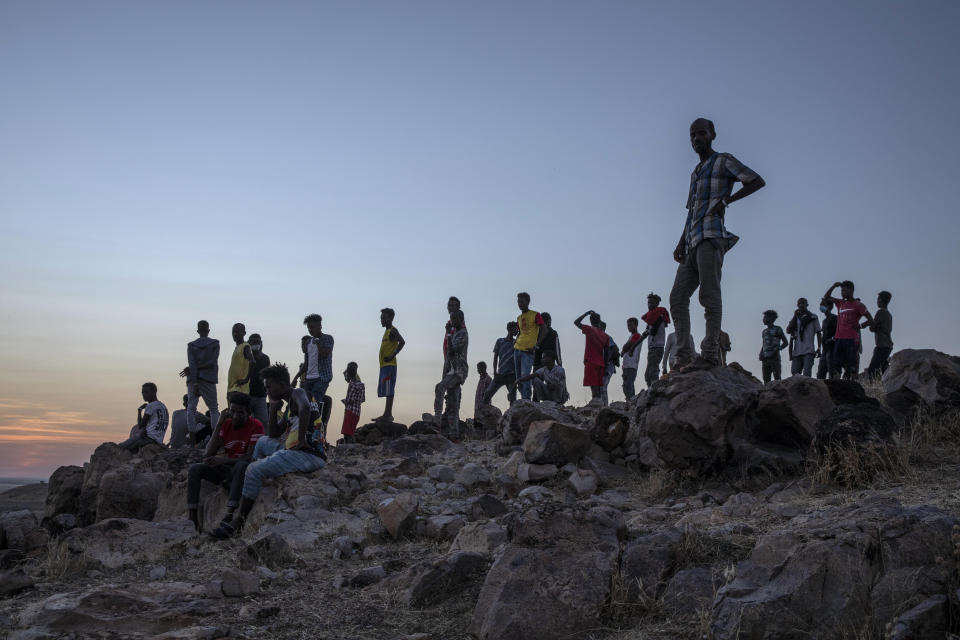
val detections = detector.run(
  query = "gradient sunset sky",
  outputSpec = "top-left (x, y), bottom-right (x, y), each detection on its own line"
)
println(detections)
top-left (2, 1), bottom-right (959, 479)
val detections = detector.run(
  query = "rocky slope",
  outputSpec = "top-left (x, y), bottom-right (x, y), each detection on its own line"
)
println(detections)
top-left (1, 349), bottom-right (959, 640)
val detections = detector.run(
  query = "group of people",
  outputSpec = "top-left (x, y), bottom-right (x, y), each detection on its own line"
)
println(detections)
top-left (111, 117), bottom-right (900, 539)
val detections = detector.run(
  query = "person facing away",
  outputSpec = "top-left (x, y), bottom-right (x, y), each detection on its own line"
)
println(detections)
top-left (169, 394), bottom-right (206, 449)
top-left (120, 382), bottom-right (169, 452)
top-left (294, 313), bottom-right (334, 407)
top-left (484, 321), bottom-right (519, 405)
top-left (226, 323), bottom-right (256, 396)
top-left (759, 310), bottom-right (789, 383)
top-left (786, 298), bottom-right (822, 377)
top-left (816, 299), bottom-right (838, 380)
top-left (516, 351), bottom-right (569, 404)
top-left (663, 331), bottom-right (698, 375)
top-left (211, 363), bottom-right (326, 539)
top-left (375, 307), bottom-right (405, 423)
top-left (823, 281), bottom-right (874, 380)
top-left (247, 333), bottom-right (271, 427)
top-left (620, 317), bottom-right (643, 401)
top-left (574, 310), bottom-right (609, 404)
top-left (179, 320), bottom-right (221, 440)
top-left (435, 309), bottom-right (469, 442)
top-left (866, 291), bottom-right (894, 380)
top-left (534, 312), bottom-right (562, 369)
top-left (513, 292), bottom-right (546, 401)
top-left (474, 362), bottom-right (492, 417)
top-left (640, 293), bottom-right (671, 387)
top-left (340, 362), bottom-right (365, 444)
top-left (186, 392), bottom-right (263, 532)
top-left (670, 118), bottom-right (765, 368)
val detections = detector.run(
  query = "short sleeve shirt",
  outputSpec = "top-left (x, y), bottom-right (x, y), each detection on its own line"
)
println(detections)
top-left (832, 299), bottom-right (868, 341)
top-left (580, 326), bottom-right (609, 366)
top-left (494, 337), bottom-right (516, 375)
top-left (306, 334), bottom-right (335, 382)
top-left (761, 326), bottom-right (786, 359)
top-left (792, 314), bottom-right (822, 357)
top-left (218, 417), bottom-right (264, 458)
top-left (685, 152), bottom-right (760, 252)
top-left (514, 310), bottom-right (544, 352)
top-left (622, 333), bottom-right (643, 369)
top-left (142, 401), bottom-right (169, 444)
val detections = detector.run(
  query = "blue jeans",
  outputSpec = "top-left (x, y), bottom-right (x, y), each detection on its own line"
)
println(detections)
top-left (252, 436), bottom-right (282, 460)
top-left (514, 350), bottom-right (535, 400)
top-left (622, 368), bottom-right (638, 400)
top-left (303, 378), bottom-right (330, 404)
top-left (241, 447), bottom-right (325, 500)
top-left (249, 395), bottom-right (268, 427)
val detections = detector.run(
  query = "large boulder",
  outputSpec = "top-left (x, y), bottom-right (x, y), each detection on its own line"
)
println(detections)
top-left (0, 510), bottom-right (47, 553)
top-left (355, 421), bottom-right (408, 445)
top-left (474, 404), bottom-right (503, 439)
top-left (95, 467), bottom-right (171, 522)
top-left (56, 518), bottom-right (196, 572)
top-left (500, 400), bottom-right (586, 446)
top-left (711, 497), bottom-right (958, 639)
top-left (377, 493), bottom-right (419, 539)
top-left (590, 405), bottom-right (631, 451)
top-left (750, 376), bottom-right (835, 449)
top-left (883, 349), bottom-right (960, 418)
top-left (383, 551), bottom-right (489, 606)
top-left (522, 420), bottom-right (592, 465)
top-left (469, 505), bottom-right (625, 640)
top-left (44, 465), bottom-right (84, 521)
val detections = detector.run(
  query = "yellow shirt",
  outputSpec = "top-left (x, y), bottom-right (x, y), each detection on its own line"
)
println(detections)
top-left (514, 310), bottom-right (543, 352)
top-left (379, 327), bottom-right (400, 367)
top-left (227, 342), bottom-right (250, 393)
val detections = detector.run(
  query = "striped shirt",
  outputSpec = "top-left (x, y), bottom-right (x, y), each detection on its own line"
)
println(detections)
top-left (684, 152), bottom-right (760, 253)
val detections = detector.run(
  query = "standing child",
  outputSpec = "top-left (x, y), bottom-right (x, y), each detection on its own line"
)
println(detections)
top-left (620, 317), bottom-right (643, 400)
top-left (474, 362), bottom-right (492, 419)
top-left (340, 362), bottom-right (365, 444)
top-left (640, 293), bottom-right (670, 387)
top-left (376, 308), bottom-right (405, 423)
top-left (759, 310), bottom-right (789, 383)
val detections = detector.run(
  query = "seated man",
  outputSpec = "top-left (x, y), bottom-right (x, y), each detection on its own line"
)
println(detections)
top-left (186, 393), bottom-right (263, 532)
top-left (119, 382), bottom-right (169, 452)
top-left (211, 364), bottom-right (326, 539)
top-left (516, 351), bottom-right (568, 404)
top-left (170, 394), bottom-right (208, 449)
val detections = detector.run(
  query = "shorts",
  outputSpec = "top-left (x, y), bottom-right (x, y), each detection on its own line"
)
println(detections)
top-left (583, 362), bottom-right (604, 387)
top-left (378, 366), bottom-right (397, 397)
top-left (342, 410), bottom-right (360, 436)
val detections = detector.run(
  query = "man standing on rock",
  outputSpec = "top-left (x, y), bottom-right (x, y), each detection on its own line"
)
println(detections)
top-left (211, 364), bottom-right (325, 539)
top-left (187, 392), bottom-right (263, 532)
top-left (247, 333), bottom-right (271, 426)
top-left (514, 292), bottom-right (545, 401)
top-left (484, 321), bottom-right (519, 405)
top-left (574, 310), bottom-right (609, 404)
top-left (295, 314), bottom-right (334, 409)
top-left (375, 308), bottom-right (405, 423)
top-left (670, 118), bottom-right (765, 368)
top-left (119, 382), bottom-right (169, 452)
top-left (435, 309), bottom-right (468, 442)
top-left (640, 293), bottom-right (670, 388)
top-left (179, 320), bottom-right (220, 438)
top-left (866, 291), bottom-right (893, 380)
top-left (786, 298), bottom-right (822, 377)
top-left (824, 281), bottom-right (874, 379)
top-left (620, 317), bottom-right (643, 400)
top-left (817, 299), bottom-right (837, 380)
top-left (226, 323), bottom-right (256, 398)
top-left (441, 296), bottom-right (461, 374)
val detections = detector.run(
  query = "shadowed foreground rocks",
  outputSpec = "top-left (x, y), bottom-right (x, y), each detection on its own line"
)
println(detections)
top-left (2, 348), bottom-right (959, 640)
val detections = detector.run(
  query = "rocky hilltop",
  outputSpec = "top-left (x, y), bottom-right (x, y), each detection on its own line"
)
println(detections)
top-left (2, 349), bottom-right (960, 640)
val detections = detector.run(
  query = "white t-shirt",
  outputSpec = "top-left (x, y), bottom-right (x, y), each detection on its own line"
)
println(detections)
top-left (622, 335), bottom-right (642, 369)
top-left (142, 400), bottom-right (169, 444)
top-left (306, 340), bottom-right (320, 379)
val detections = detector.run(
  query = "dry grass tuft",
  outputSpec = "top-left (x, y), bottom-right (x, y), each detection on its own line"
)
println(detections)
top-left (811, 439), bottom-right (910, 488)
top-left (43, 539), bottom-right (87, 579)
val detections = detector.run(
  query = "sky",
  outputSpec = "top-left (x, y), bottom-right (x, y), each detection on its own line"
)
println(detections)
top-left (1, 1), bottom-right (959, 479)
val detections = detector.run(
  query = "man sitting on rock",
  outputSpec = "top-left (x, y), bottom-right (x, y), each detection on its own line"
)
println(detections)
top-left (187, 392), bottom-right (263, 532)
top-left (211, 364), bottom-right (326, 539)
top-left (516, 351), bottom-right (569, 404)
top-left (119, 382), bottom-right (169, 452)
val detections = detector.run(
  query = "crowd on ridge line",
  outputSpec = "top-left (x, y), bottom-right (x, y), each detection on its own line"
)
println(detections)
top-left (110, 117), bottom-right (893, 539)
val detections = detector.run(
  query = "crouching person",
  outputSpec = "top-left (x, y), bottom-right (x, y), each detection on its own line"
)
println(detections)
top-left (211, 364), bottom-right (326, 539)
top-left (516, 351), bottom-right (569, 404)
top-left (186, 392), bottom-right (263, 532)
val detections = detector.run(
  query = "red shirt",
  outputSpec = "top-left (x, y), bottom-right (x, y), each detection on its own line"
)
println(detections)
top-left (641, 307), bottom-right (671, 328)
top-left (580, 326), bottom-right (609, 366)
top-left (218, 417), bottom-right (264, 459)
top-left (832, 298), bottom-right (867, 341)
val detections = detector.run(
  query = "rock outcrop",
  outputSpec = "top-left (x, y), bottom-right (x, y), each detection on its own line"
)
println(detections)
top-left (883, 348), bottom-right (960, 418)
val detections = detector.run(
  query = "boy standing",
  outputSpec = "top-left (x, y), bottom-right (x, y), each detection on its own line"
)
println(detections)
top-left (640, 293), bottom-right (670, 387)
top-left (474, 362), bottom-right (492, 417)
top-left (866, 291), bottom-right (893, 380)
top-left (376, 308), bottom-right (405, 422)
top-left (786, 298), bottom-right (822, 377)
top-left (247, 334), bottom-right (271, 426)
top-left (341, 362), bottom-right (365, 443)
top-left (574, 310), bottom-right (609, 404)
top-left (227, 323), bottom-right (256, 396)
top-left (514, 292), bottom-right (545, 400)
top-left (759, 310), bottom-right (789, 383)
top-left (823, 281), bottom-right (874, 380)
top-left (816, 299), bottom-right (837, 379)
top-left (620, 317), bottom-right (643, 400)
top-left (484, 322), bottom-right (519, 404)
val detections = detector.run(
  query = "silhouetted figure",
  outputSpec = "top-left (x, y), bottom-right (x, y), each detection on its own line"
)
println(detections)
top-left (534, 312), bottom-right (562, 369)
top-left (640, 293), bottom-right (670, 386)
top-left (484, 322), bottom-right (519, 405)
top-left (169, 394), bottom-right (206, 449)
top-left (441, 296), bottom-right (462, 378)
top-left (474, 362), bottom-right (492, 418)
top-left (598, 320), bottom-right (618, 406)
top-left (824, 281), bottom-right (874, 380)
top-left (574, 310), bottom-right (609, 404)
top-left (294, 314), bottom-right (334, 412)
top-left (248, 333), bottom-right (271, 427)
top-left (435, 310), bottom-right (468, 442)
top-left (179, 320), bottom-right (220, 440)
top-left (719, 331), bottom-right (732, 366)
top-left (516, 351), bottom-right (568, 404)
top-left (786, 298), bottom-right (822, 377)
top-left (375, 308), bottom-right (405, 423)
top-left (816, 299), bottom-right (837, 380)
top-left (866, 291), bottom-right (894, 380)
top-left (759, 310), bottom-right (789, 383)
top-left (670, 118), bottom-right (765, 367)
top-left (663, 331), bottom-right (698, 375)
top-left (186, 392), bottom-right (263, 532)
top-left (514, 292), bottom-right (545, 401)
top-left (620, 317), bottom-right (643, 400)
top-left (227, 323), bottom-right (256, 397)
top-left (340, 362), bottom-right (365, 444)
top-left (119, 382), bottom-right (169, 452)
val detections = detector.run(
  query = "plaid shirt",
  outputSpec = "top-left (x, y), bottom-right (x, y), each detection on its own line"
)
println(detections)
top-left (343, 379), bottom-right (365, 415)
top-left (475, 373), bottom-right (492, 408)
top-left (684, 152), bottom-right (760, 253)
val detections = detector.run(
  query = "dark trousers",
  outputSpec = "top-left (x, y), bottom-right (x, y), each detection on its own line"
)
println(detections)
top-left (816, 347), bottom-right (832, 379)
top-left (670, 239), bottom-right (724, 363)
top-left (483, 372), bottom-right (517, 404)
top-left (866, 347), bottom-right (893, 380)
top-left (761, 356), bottom-right (782, 383)
top-left (187, 461), bottom-right (250, 509)
top-left (645, 347), bottom-right (664, 387)
top-left (119, 429), bottom-right (156, 453)
top-left (832, 339), bottom-right (859, 380)
top-left (622, 368), bottom-right (638, 400)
